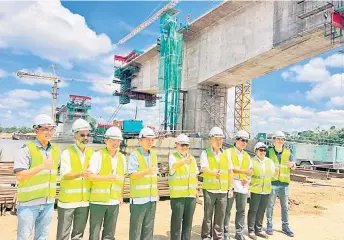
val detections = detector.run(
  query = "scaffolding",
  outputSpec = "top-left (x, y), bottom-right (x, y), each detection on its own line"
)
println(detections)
top-left (114, 50), bottom-right (158, 106)
top-left (158, 10), bottom-right (184, 131)
top-left (234, 81), bottom-right (251, 136)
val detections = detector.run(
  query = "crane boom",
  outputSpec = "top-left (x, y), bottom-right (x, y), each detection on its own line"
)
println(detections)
top-left (117, 0), bottom-right (180, 45)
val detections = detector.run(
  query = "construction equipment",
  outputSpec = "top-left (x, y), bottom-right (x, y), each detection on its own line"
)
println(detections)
top-left (17, 65), bottom-right (113, 124)
top-left (117, 0), bottom-right (180, 45)
top-left (115, 0), bottom-right (186, 131)
top-left (234, 81), bottom-right (252, 136)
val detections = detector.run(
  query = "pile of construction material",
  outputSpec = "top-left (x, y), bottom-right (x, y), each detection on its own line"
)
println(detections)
top-left (291, 168), bottom-right (344, 183)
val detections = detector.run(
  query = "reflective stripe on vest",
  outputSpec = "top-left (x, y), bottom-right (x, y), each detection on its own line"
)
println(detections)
top-left (268, 148), bottom-right (291, 183)
top-left (130, 149), bottom-right (158, 198)
top-left (89, 149), bottom-right (125, 202)
top-left (59, 146), bottom-right (94, 203)
top-left (17, 141), bottom-right (60, 202)
top-left (249, 157), bottom-right (273, 194)
top-left (202, 148), bottom-right (230, 191)
top-left (230, 147), bottom-right (250, 180)
top-left (168, 152), bottom-right (197, 198)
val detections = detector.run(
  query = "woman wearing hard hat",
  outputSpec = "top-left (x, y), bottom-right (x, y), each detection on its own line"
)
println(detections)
top-left (87, 127), bottom-right (127, 240)
top-left (127, 127), bottom-right (159, 240)
top-left (247, 142), bottom-right (277, 240)
top-left (168, 134), bottom-right (199, 240)
top-left (14, 114), bottom-right (60, 240)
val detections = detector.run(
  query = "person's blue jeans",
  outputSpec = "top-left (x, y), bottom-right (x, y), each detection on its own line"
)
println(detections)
top-left (266, 185), bottom-right (289, 229)
top-left (17, 203), bottom-right (54, 240)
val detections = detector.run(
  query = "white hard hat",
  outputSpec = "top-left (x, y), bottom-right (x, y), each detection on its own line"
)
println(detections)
top-left (209, 127), bottom-right (225, 138)
top-left (175, 134), bottom-right (190, 145)
top-left (235, 130), bottom-right (249, 139)
top-left (254, 142), bottom-right (267, 151)
top-left (33, 114), bottom-right (56, 128)
top-left (104, 127), bottom-right (123, 140)
top-left (273, 130), bottom-right (285, 139)
top-left (139, 127), bottom-right (155, 139)
top-left (71, 119), bottom-right (91, 133)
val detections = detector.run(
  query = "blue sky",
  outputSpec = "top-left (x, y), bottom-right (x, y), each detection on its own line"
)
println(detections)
top-left (1, 1), bottom-right (344, 134)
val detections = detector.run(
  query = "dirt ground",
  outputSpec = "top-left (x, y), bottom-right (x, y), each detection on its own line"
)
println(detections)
top-left (1, 180), bottom-right (344, 240)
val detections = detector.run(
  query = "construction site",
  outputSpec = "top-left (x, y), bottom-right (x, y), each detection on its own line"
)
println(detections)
top-left (2, 0), bottom-right (344, 239)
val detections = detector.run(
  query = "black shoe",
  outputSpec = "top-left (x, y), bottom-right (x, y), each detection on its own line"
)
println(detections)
top-left (248, 232), bottom-right (257, 240)
top-left (235, 235), bottom-right (246, 240)
top-left (255, 231), bottom-right (268, 239)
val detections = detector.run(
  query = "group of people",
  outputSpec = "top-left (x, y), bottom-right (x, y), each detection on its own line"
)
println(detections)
top-left (13, 113), bottom-right (296, 240)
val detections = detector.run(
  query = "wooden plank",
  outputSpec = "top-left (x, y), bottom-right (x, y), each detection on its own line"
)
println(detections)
top-left (293, 169), bottom-right (330, 180)
top-left (291, 174), bottom-right (309, 183)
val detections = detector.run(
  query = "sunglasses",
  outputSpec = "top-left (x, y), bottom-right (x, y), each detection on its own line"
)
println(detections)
top-left (237, 138), bottom-right (248, 143)
top-left (180, 144), bottom-right (189, 147)
top-left (79, 133), bottom-right (91, 138)
top-left (257, 148), bottom-right (266, 152)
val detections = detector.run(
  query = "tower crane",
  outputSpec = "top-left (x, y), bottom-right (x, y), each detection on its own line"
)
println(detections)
top-left (117, 0), bottom-right (180, 45)
top-left (16, 65), bottom-right (114, 123)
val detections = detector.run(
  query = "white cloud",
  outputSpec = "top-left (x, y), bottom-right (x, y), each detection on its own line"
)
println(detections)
top-left (8, 89), bottom-right (51, 100)
top-left (102, 106), bottom-right (117, 114)
top-left (84, 73), bottom-right (120, 95)
top-left (249, 99), bottom-right (344, 134)
top-left (329, 96), bottom-right (344, 106)
top-left (306, 73), bottom-right (344, 100)
top-left (92, 97), bottom-right (114, 104)
top-left (0, 97), bottom-right (29, 109)
top-left (0, 69), bottom-right (7, 79)
top-left (0, 1), bottom-right (113, 68)
top-left (15, 67), bottom-right (69, 87)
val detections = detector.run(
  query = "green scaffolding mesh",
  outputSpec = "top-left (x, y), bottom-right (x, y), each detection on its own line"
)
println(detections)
top-left (158, 10), bottom-right (183, 130)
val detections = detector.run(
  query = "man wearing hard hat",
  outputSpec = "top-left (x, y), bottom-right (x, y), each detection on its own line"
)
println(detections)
top-left (14, 114), bottom-right (60, 240)
top-left (265, 131), bottom-right (296, 237)
top-left (247, 142), bottom-right (277, 240)
top-left (201, 127), bottom-right (234, 240)
top-left (169, 134), bottom-right (199, 240)
top-left (87, 126), bottom-right (127, 240)
top-left (224, 130), bottom-right (253, 240)
top-left (128, 127), bottom-right (159, 240)
top-left (56, 119), bottom-right (94, 240)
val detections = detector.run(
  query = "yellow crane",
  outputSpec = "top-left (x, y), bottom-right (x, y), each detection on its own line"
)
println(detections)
top-left (16, 65), bottom-right (113, 123)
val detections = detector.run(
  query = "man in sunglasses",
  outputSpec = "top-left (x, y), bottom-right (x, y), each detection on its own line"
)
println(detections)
top-left (265, 131), bottom-right (296, 237)
top-left (201, 127), bottom-right (233, 240)
top-left (247, 142), bottom-right (277, 240)
top-left (169, 134), bottom-right (199, 240)
top-left (14, 114), bottom-right (60, 240)
top-left (224, 130), bottom-right (253, 240)
top-left (57, 118), bottom-right (94, 240)
top-left (88, 126), bottom-right (127, 240)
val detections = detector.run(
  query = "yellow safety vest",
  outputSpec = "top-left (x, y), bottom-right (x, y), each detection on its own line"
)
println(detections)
top-left (269, 148), bottom-right (291, 183)
top-left (202, 148), bottom-right (230, 191)
top-left (89, 149), bottom-right (125, 202)
top-left (130, 149), bottom-right (158, 198)
top-left (230, 147), bottom-right (250, 180)
top-left (250, 157), bottom-right (273, 194)
top-left (168, 152), bottom-right (197, 198)
top-left (17, 141), bottom-right (60, 202)
top-left (59, 146), bottom-right (94, 203)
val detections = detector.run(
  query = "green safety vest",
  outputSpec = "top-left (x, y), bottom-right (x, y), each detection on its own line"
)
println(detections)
top-left (268, 148), bottom-right (291, 183)
top-left (17, 141), bottom-right (60, 202)
top-left (89, 149), bottom-right (125, 202)
top-left (230, 147), bottom-right (250, 180)
top-left (59, 146), bottom-right (94, 203)
top-left (250, 157), bottom-right (273, 194)
top-left (130, 149), bottom-right (158, 198)
top-left (168, 152), bottom-right (197, 198)
top-left (202, 148), bottom-right (230, 191)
